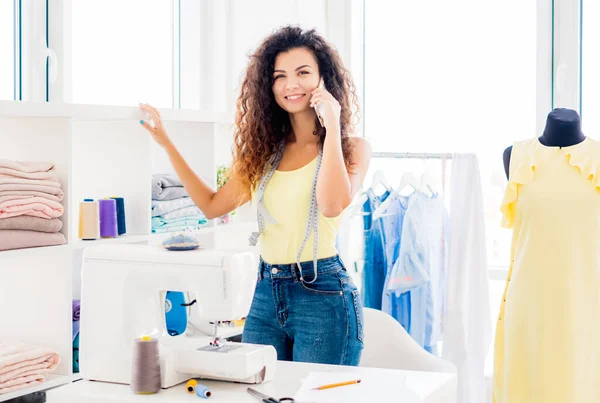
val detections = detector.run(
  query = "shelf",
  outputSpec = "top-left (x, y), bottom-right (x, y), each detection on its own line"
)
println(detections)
top-left (69, 233), bottom-right (158, 250)
top-left (0, 244), bottom-right (72, 259)
top-left (0, 219), bottom-right (258, 258)
top-left (0, 101), bottom-right (232, 124)
top-left (0, 373), bottom-right (76, 402)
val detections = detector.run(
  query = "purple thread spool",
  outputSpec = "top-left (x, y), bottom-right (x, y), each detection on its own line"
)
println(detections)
top-left (99, 199), bottom-right (118, 238)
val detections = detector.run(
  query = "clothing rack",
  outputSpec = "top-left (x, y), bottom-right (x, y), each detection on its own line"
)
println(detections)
top-left (372, 152), bottom-right (453, 159)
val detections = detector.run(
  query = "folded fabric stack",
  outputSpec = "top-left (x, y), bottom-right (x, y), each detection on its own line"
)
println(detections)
top-left (151, 174), bottom-right (208, 234)
top-left (0, 342), bottom-right (59, 395)
top-left (72, 300), bottom-right (80, 373)
top-left (0, 160), bottom-right (66, 251)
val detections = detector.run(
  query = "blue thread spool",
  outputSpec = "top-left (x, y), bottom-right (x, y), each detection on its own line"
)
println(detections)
top-left (195, 383), bottom-right (212, 398)
top-left (110, 196), bottom-right (127, 235)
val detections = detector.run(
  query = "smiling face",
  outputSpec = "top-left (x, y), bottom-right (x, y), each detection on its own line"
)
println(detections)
top-left (272, 47), bottom-right (321, 114)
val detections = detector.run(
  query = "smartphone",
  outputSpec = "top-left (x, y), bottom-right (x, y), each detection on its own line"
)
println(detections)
top-left (315, 78), bottom-right (325, 127)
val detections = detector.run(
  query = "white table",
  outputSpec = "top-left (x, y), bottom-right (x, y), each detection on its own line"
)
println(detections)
top-left (45, 361), bottom-right (456, 403)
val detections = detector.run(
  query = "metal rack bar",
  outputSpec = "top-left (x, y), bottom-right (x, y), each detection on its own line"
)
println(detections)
top-left (372, 152), bottom-right (453, 159)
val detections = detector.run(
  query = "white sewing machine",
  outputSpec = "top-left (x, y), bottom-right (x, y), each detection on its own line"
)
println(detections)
top-left (79, 243), bottom-right (276, 389)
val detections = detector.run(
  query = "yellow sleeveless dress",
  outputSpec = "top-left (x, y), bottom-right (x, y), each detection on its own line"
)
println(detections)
top-left (493, 137), bottom-right (600, 403)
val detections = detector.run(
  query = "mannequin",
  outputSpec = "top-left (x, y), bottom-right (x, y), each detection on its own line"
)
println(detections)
top-left (494, 107), bottom-right (600, 403)
top-left (503, 108), bottom-right (586, 178)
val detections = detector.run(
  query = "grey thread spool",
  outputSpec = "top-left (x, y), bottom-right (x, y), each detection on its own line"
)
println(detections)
top-left (130, 336), bottom-right (161, 394)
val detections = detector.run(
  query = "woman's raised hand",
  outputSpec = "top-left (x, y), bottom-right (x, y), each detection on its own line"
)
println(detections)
top-left (139, 103), bottom-right (172, 149)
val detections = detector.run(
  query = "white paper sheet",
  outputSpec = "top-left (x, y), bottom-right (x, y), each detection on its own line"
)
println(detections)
top-left (293, 371), bottom-right (423, 403)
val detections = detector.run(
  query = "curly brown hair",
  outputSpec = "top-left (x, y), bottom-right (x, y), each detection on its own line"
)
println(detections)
top-left (231, 25), bottom-right (360, 199)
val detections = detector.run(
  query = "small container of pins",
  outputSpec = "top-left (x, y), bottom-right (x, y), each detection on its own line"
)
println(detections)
top-left (130, 336), bottom-right (161, 394)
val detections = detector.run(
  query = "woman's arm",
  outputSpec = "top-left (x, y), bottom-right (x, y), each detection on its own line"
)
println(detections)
top-left (317, 131), bottom-right (372, 217)
top-left (141, 104), bottom-right (249, 219)
top-left (310, 86), bottom-right (372, 218)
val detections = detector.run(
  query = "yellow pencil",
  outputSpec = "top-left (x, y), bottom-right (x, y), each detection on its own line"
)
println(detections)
top-left (312, 379), bottom-right (361, 390)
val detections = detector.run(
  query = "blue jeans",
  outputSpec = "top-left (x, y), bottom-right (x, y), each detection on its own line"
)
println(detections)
top-left (242, 255), bottom-right (364, 365)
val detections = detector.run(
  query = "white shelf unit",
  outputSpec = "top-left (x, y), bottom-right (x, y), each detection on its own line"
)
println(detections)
top-left (0, 100), bottom-right (234, 401)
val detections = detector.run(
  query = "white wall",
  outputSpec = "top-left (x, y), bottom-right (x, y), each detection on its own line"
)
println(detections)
top-left (178, 0), bottom-right (361, 166)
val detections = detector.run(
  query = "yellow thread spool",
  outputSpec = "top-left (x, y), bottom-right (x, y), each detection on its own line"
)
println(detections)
top-left (78, 199), bottom-right (100, 240)
top-left (186, 379), bottom-right (197, 393)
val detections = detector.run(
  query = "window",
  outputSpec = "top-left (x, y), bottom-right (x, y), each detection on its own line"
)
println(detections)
top-left (582, 0), bottom-right (599, 132)
top-left (364, 0), bottom-right (538, 269)
top-left (0, 0), bottom-right (15, 100)
top-left (364, 1), bottom-right (541, 380)
top-left (70, 0), bottom-right (174, 107)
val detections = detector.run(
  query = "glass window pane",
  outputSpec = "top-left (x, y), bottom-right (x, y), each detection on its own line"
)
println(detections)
top-left (0, 0), bottom-right (15, 100)
top-left (364, 1), bottom-right (538, 373)
top-left (70, 1), bottom-right (173, 107)
top-left (582, 0), bottom-right (599, 132)
top-left (364, 0), bottom-right (537, 266)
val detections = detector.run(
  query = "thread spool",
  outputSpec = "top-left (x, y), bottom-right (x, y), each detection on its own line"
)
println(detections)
top-left (99, 198), bottom-right (118, 238)
top-left (195, 384), bottom-right (212, 399)
top-left (78, 199), bottom-right (100, 240)
top-left (110, 196), bottom-right (127, 235)
top-left (130, 336), bottom-right (161, 394)
top-left (186, 379), bottom-right (197, 393)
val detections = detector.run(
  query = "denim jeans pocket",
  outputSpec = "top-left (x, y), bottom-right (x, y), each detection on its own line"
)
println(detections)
top-left (351, 289), bottom-right (364, 343)
top-left (335, 267), bottom-right (356, 286)
top-left (300, 273), bottom-right (344, 296)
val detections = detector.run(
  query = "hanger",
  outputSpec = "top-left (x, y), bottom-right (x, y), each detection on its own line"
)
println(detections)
top-left (418, 156), bottom-right (436, 196)
top-left (371, 170), bottom-right (391, 193)
top-left (349, 192), bottom-right (369, 217)
top-left (418, 171), bottom-right (435, 195)
top-left (372, 171), bottom-right (418, 220)
top-left (397, 171), bottom-right (419, 194)
top-left (350, 170), bottom-right (391, 217)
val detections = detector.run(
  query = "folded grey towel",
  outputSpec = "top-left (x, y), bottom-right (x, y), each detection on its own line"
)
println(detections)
top-left (0, 216), bottom-right (63, 233)
top-left (151, 174), bottom-right (187, 201)
top-left (151, 197), bottom-right (195, 217)
top-left (153, 187), bottom-right (188, 201)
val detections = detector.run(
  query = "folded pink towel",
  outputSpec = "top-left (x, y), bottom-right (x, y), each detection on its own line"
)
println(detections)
top-left (0, 167), bottom-right (58, 181)
top-left (0, 230), bottom-right (66, 251)
top-left (0, 160), bottom-right (55, 174)
top-left (0, 216), bottom-right (63, 232)
top-left (0, 190), bottom-right (63, 202)
top-left (0, 197), bottom-right (64, 219)
top-left (0, 342), bottom-right (59, 395)
top-left (0, 177), bottom-right (60, 189)
top-left (0, 195), bottom-right (59, 204)
top-left (0, 184), bottom-right (64, 197)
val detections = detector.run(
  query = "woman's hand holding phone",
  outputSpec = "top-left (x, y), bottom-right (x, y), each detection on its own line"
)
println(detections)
top-left (310, 78), bottom-right (340, 131)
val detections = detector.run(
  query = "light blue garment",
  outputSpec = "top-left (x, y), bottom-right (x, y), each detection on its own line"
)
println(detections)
top-left (361, 189), bottom-right (390, 310)
top-left (379, 194), bottom-right (411, 331)
top-left (388, 192), bottom-right (449, 353)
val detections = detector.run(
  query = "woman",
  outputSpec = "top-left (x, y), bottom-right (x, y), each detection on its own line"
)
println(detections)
top-left (140, 26), bottom-right (371, 365)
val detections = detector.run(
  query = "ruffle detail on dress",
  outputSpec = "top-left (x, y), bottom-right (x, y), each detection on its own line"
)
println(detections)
top-left (500, 138), bottom-right (597, 229)
top-left (500, 140), bottom-right (543, 229)
top-left (562, 141), bottom-right (600, 191)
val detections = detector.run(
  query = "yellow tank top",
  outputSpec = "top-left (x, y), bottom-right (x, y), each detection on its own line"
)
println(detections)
top-left (252, 156), bottom-right (342, 264)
